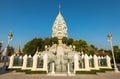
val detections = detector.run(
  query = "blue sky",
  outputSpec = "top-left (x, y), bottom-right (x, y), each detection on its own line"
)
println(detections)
top-left (0, 0), bottom-right (120, 50)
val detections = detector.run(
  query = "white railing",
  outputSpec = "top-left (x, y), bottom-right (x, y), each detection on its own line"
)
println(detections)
top-left (74, 54), bottom-right (112, 73)
top-left (8, 53), bottom-right (111, 74)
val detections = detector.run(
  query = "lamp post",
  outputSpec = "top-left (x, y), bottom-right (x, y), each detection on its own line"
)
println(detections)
top-left (8, 32), bottom-right (13, 45)
top-left (107, 32), bottom-right (119, 72)
top-left (2, 32), bottom-right (13, 69)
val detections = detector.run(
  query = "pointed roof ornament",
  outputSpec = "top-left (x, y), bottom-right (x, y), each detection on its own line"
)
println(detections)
top-left (52, 4), bottom-right (68, 39)
top-left (59, 4), bottom-right (61, 11)
top-left (14, 45), bottom-right (22, 56)
top-left (59, 3), bottom-right (61, 14)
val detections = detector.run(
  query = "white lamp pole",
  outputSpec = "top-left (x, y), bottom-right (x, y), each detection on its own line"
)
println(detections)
top-left (3, 32), bottom-right (13, 69)
top-left (8, 32), bottom-right (13, 45)
top-left (107, 32), bottom-right (119, 72)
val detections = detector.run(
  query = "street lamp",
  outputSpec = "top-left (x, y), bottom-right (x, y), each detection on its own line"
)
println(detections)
top-left (8, 32), bottom-right (13, 45)
top-left (107, 32), bottom-right (119, 72)
top-left (2, 32), bottom-right (13, 69)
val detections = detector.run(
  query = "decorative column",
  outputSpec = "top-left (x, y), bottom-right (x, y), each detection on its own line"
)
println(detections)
top-left (84, 54), bottom-right (90, 71)
top-left (51, 62), bottom-right (55, 74)
top-left (43, 54), bottom-right (48, 73)
top-left (22, 55), bottom-right (27, 69)
top-left (32, 54), bottom-right (38, 71)
top-left (74, 53), bottom-right (79, 73)
top-left (106, 55), bottom-right (112, 68)
top-left (8, 55), bottom-right (14, 68)
top-left (93, 55), bottom-right (99, 70)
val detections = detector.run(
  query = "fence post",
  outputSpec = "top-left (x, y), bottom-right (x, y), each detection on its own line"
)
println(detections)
top-left (93, 55), bottom-right (99, 70)
top-left (74, 53), bottom-right (79, 73)
top-left (32, 54), bottom-right (38, 70)
top-left (43, 54), bottom-right (48, 73)
top-left (8, 55), bottom-right (14, 68)
top-left (22, 54), bottom-right (27, 69)
top-left (84, 54), bottom-right (90, 71)
top-left (106, 55), bottom-right (112, 68)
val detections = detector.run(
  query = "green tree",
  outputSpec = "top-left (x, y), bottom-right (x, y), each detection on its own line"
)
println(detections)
top-left (73, 40), bottom-right (79, 51)
top-left (68, 38), bottom-right (74, 45)
top-left (72, 40), bottom-right (88, 53)
top-left (72, 40), bottom-right (96, 55)
top-left (44, 37), bottom-right (52, 46)
top-left (23, 37), bottom-right (99, 56)
top-left (23, 38), bottom-right (43, 56)
top-left (78, 40), bottom-right (89, 54)
top-left (51, 37), bottom-right (58, 44)
top-left (62, 37), bottom-right (68, 44)
top-left (89, 44), bottom-right (97, 55)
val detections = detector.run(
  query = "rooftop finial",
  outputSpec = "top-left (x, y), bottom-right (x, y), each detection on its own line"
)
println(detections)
top-left (59, 3), bottom-right (61, 13)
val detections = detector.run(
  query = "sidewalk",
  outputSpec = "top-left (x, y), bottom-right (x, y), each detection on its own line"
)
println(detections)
top-left (0, 71), bottom-right (120, 79)
top-left (0, 62), bottom-right (120, 79)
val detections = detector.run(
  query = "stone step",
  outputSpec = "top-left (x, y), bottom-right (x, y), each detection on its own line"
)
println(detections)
top-left (105, 71), bottom-right (120, 73)
top-left (96, 71), bottom-right (120, 75)
top-left (47, 72), bottom-right (75, 76)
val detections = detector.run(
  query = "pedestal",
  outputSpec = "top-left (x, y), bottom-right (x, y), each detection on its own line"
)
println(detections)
top-left (51, 62), bottom-right (55, 74)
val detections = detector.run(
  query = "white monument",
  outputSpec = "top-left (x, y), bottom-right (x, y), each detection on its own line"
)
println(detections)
top-left (8, 6), bottom-right (112, 75)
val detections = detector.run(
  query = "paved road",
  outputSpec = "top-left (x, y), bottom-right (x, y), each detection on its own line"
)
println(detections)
top-left (0, 62), bottom-right (120, 79)
top-left (0, 71), bottom-right (120, 79)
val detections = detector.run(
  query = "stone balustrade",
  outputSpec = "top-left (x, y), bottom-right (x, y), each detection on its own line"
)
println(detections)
top-left (8, 54), bottom-right (48, 73)
top-left (74, 54), bottom-right (112, 73)
top-left (8, 53), bottom-right (111, 74)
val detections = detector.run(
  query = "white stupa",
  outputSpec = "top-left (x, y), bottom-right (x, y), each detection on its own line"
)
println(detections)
top-left (52, 9), bottom-right (68, 39)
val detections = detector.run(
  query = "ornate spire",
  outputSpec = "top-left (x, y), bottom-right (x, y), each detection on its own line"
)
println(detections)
top-left (52, 4), bottom-right (68, 39)
top-left (14, 45), bottom-right (22, 56)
